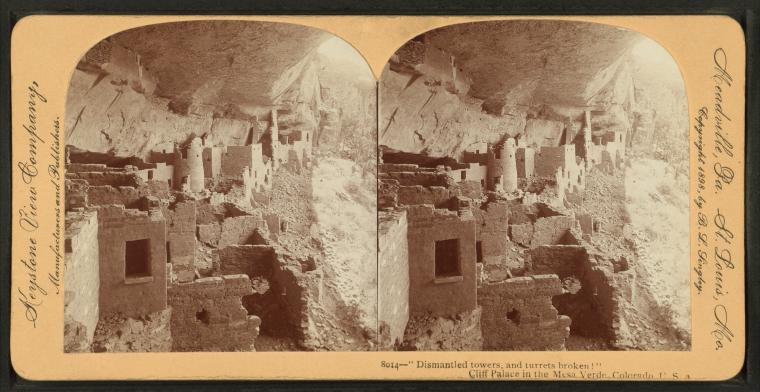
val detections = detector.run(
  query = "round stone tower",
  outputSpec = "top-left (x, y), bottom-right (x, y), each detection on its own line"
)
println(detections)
top-left (502, 138), bottom-right (518, 193)
top-left (187, 136), bottom-right (205, 193)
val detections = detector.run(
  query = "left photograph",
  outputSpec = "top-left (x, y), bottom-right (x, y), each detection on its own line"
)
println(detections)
top-left (63, 20), bottom-right (378, 352)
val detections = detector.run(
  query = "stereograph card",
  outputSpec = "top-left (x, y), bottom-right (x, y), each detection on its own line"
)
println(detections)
top-left (8, 14), bottom-right (747, 382)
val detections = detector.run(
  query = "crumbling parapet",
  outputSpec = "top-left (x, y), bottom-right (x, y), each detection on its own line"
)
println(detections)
top-left (168, 274), bottom-right (261, 351)
top-left (527, 245), bottom-right (617, 341)
top-left (478, 275), bottom-right (570, 350)
top-left (216, 245), bottom-right (310, 342)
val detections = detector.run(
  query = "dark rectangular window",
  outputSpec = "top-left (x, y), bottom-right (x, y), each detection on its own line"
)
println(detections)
top-left (147, 170), bottom-right (154, 180)
top-left (461, 171), bottom-right (467, 180)
top-left (65, 239), bottom-right (73, 253)
top-left (476, 241), bottom-right (483, 263)
top-left (435, 239), bottom-right (461, 278)
top-left (125, 239), bottom-right (151, 278)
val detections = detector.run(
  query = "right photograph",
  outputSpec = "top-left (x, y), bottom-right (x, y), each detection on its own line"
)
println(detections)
top-left (377, 20), bottom-right (690, 351)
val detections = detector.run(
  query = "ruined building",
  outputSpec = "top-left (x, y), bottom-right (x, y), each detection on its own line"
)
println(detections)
top-left (63, 109), bottom-right (316, 353)
top-left (378, 107), bottom-right (632, 350)
top-left (378, 28), bottom-right (637, 350)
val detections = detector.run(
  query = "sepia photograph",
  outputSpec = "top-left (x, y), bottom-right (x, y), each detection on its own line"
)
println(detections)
top-left (378, 20), bottom-right (690, 351)
top-left (63, 20), bottom-right (378, 352)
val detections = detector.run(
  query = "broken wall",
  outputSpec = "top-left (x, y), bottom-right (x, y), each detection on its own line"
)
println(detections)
top-left (168, 274), bottom-right (262, 351)
top-left (381, 170), bottom-right (451, 187)
top-left (217, 245), bottom-right (308, 339)
top-left (217, 214), bottom-right (269, 248)
top-left (531, 215), bottom-right (578, 247)
top-left (478, 275), bottom-right (570, 350)
top-left (66, 171), bottom-right (141, 187)
top-left (472, 200), bottom-right (510, 265)
top-left (163, 201), bottom-right (197, 282)
top-left (528, 245), bottom-right (617, 339)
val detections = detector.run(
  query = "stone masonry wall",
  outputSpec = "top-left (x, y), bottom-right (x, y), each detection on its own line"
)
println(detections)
top-left (97, 205), bottom-right (167, 317)
top-left (87, 182), bottom-right (170, 209)
top-left (478, 275), bottom-right (570, 350)
top-left (163, 201), bottom-right (197, 282)
top-left (217, 245), bottom-right (308, 339)
top-left (381, 171), bottom-right (450, 187)
top-left (531, 215), bottom-right (577, 247)
top-left (406, 205), bottom-right (477, 317)
top-left (168, 274), bottom-right (261, 351)
top-left (472, 200), bottom-right (509, 265)
top-left (217, 215), bottom-right (268, 248)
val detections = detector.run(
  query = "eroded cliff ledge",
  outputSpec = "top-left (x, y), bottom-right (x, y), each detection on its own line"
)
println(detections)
top-left (380, 20), bottom-right (646, 157)
top-left (65, 21), bottom-right (372, 159)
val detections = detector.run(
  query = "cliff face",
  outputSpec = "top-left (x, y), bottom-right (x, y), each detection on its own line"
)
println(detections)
top-left (65, 21), bottom-right (373, 159)
top-left (379, 20), bottom-right (650, 157)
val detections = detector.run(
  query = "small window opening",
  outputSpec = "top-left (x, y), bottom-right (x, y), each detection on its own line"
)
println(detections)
top-left (65, 239), bottom-right (73, 253)
top-left (148, 170), bottom-right (154, 180)
top-left (434, 239), bottom-right (461, 278)
top-left (507, 308), bottom-right (521, 324)
top-left (125, 239), bottom-right (151, 278)
top-left (461, 171), bottom-right (467, 180)
top-left (196, 309), bottom-right (210, 324)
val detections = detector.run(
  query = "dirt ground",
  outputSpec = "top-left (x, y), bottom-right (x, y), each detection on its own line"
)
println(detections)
top-left (310, 156), bottom-right (378, 350)
top-left (623, 158), bottom-right (691, 349)
top-left (575, 157), bottom-right (690, 351)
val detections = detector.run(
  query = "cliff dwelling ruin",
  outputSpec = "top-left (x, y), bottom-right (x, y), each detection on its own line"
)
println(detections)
top-left (63, 21), bottom-right (378, 353)
top-left (378, 20), bottom-right (691, 351)
top-left (62, 19), bottom-right (690, 354)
